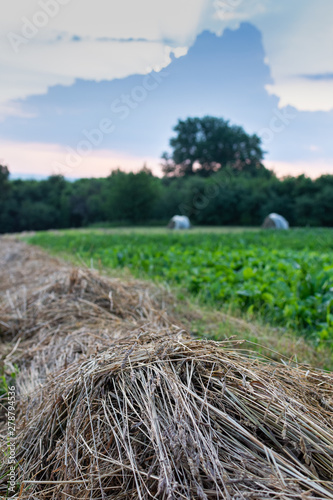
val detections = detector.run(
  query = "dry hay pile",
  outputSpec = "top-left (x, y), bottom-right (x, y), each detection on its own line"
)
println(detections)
top-left (1, 337), bottom-right (333, 499)
top-left (0, 239), bottom-right (179, 391)
top-left (1, 238), bottom-right (333, 499)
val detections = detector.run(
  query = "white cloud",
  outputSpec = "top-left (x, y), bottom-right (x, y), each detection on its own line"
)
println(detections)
top-left (0, 0), bottom-right (207, 109)
top-left (266, 78), bottom-right (333, 112)
top-left (255, 1), bottom-right (333, 111)
top-left (1, 0), bottom-right (206, 42)
top-left (1, 0), bottom-right (333, 116)
top-left (212, 0), bottom-right (269, 25)
top-left (213, 0), bottom-right (333, 111)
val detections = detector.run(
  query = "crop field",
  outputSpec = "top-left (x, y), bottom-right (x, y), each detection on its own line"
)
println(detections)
top-left (28, 228), bottom-right (333, 351)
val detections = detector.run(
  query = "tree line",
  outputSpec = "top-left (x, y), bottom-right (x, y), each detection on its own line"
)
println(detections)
top-left (0, 116), bottom-right (332, 232)
top-left (1, 164), bottom-right (332, 232)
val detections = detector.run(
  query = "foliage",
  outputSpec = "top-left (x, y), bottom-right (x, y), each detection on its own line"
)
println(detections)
top-left (162, 116), bottom-right (269, 177)
top-left (1, 166), bottom-right (333, 233)
top-left (28, 229), bottom-right (333, 349)
top-left (106, 168), bottom-right (160, 223)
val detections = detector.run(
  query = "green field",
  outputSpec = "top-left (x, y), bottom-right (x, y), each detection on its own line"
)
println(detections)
top-left (27, 228), bottom-right (333, 355)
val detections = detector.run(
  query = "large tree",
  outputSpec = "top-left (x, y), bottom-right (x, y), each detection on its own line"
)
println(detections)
top-left (162, 116), bottom-right (269, 177)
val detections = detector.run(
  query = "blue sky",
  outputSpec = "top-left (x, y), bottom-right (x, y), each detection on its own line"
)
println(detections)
top-left (0, 0), bottom-right (332, 178)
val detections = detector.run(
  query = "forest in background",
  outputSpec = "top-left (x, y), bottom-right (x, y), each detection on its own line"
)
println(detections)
top-left (1, 116), bottom-right (332, 232)
top-left (1, 164), bottom-right (332, 233)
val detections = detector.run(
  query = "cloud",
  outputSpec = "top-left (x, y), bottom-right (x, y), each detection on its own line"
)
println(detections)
top-left (212, 0), bottom-right (269, 24)
top-left (250, 1), bottom-right (333, 111)
top-left (0, 38), bottom-right (176, 104)
top-left (0, 0), bottom-right (207, 41)
top-left (0, 0), bottom-right (207, 110)
top-left (265, 78), bottom-right (333, 112)
top-left (207, 0), bottom-right (333, 111)
top-left (1, 0), bottom-right (333, 119)
top-left (301, 73), bottom-right (333, 81)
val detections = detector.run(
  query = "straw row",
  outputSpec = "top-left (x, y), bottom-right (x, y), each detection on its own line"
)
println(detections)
top-left (0, 238), bottom-right (332, 499)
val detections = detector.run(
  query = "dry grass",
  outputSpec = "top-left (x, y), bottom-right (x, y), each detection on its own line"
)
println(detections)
top-left (0, 238), bottom-right (333, 499)
top-left (2, 337), bottom-right (333, 499)
top-left (0, 239), bottom-right (182, 392)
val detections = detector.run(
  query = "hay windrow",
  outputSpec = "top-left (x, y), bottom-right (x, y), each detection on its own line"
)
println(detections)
top-left (1, 238), bottom-right (333, 499)
top-left (0, 239), bottom-right (183, 390)
top-left (1, 337), bottom-right (333, 499)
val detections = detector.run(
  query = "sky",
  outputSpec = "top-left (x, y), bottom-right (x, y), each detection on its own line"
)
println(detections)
top-left (0, 0), bottom-right (332, 179)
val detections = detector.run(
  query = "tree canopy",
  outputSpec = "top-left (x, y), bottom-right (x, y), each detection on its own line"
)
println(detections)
top-left (162, 116), bottom-right (269, 177)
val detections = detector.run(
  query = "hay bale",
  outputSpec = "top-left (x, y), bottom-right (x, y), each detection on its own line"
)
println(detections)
top-left (1, 336), bottom-right (333, 499)
top-left (167, 215), bottom-right (191, 230)
top-left (262, 213), bottom-right (289, 230)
